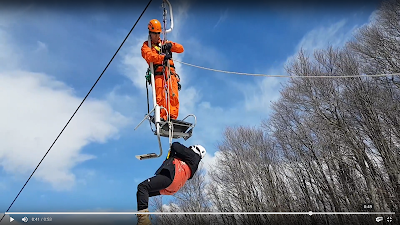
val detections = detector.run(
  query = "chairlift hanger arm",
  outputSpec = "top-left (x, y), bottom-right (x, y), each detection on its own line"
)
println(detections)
top-left (163, 0), bottom-right (174, 33)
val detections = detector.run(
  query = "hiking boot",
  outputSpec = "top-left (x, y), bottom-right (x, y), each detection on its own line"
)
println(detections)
top-left (137, 208), bottom-right (151, 225)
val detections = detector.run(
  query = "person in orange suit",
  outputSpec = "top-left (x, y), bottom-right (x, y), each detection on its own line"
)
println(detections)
top-left (141, 19), bottom-right (183, 121)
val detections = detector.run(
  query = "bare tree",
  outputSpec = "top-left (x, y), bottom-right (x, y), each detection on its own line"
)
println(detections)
top-left (264, 40), bottom-right (399, 223)
top-left (346, 0), bottom-right (400, 210)
top-left (148, 2), bottom-right (400, 224)
top-left (348, 0), bottom-right (400, 87)
top-left (207, 126), bottom-right (296, 225)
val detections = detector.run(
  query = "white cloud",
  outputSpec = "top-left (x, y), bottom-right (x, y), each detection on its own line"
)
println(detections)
top-left (162, 0), bottom-right (192, 85)
top-left (201, 150), bottom-right (222, 182)
top-left (177, 86), bottom-right (201, 119)
top-left (213, 8), bottom-right (229, 29)
top-left (178, 37), bottom-right (230, 73)
top-left (104, 84), bottom-right (142, 120)
top-left (0, 70), bottom-right (130, 191)
top-left (119, 35), bottom-right (150, 91)
top-left (296, 19), bottom-right (349, 54)
top-left (285, 18), bottom-right (358, 67)
top-left (168, 0), bottom-right (190, 41)
top-left (367, 9), bottom-right (379, 24)
top-left (161, 202), bottom-right (180, 211)
top-left (35, 41), bottom-right (48, 53)
top-left (0, 7), bottom-right (143, 193)
top-left (0, 29), bottom-right (21, 71)
top-left (242, 76), bottom-right (284, 113)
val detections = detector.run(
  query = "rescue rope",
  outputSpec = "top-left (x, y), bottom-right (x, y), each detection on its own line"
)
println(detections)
top-left (164, 61), bottom-right (173, 152)
top-left (173, 60), bottom-right (400, 78)
top-left (162, 0), bottom-right (175, 155)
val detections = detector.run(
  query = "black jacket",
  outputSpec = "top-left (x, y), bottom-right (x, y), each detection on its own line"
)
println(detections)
top-left (155, 142), bottom-right (201, 180)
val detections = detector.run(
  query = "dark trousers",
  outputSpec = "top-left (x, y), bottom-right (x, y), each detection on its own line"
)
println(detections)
top-left (137, 173), bottom-right (173, 210)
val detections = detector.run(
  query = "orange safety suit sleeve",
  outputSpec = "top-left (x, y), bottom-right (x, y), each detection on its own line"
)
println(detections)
top-left (141, 41), bottom-right (165, 65)
top-left (166, 41), bottom-right (184, 53)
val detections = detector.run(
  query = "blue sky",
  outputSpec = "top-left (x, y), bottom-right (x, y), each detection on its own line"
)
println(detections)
top-left (0, 0), bottom-right (383, 217)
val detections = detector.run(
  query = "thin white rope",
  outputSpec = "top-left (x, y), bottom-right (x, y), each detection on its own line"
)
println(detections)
top-left (174, 60), bottom-right (400, 78)
top-left (167, 62), bottom-right (173, 150)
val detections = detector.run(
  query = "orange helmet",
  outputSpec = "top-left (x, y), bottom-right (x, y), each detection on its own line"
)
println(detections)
top-left (148, 19), bottom-right (162, 33)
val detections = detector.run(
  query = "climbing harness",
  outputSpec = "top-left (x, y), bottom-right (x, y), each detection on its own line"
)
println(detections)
top-left (134, 0), bottom-right (196, 160)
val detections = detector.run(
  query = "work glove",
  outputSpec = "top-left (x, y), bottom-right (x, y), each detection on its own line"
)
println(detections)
top-left (163, 51), bottom-right (172, 62)
top-left (178, 82), bottom-right (181, 91)
top-left (162, 42), bottom-right (172, 53)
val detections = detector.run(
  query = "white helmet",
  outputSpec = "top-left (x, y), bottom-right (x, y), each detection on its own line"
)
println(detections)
top-left (190, 145), bottom-right (206, 159)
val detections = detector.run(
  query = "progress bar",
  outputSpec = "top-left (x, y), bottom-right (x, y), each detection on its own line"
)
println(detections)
top-left (5, 212), bottom-right (396, 215)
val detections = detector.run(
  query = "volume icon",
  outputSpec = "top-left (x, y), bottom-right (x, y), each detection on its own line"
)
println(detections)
top-left (22, 217), bottom-right (28, 223)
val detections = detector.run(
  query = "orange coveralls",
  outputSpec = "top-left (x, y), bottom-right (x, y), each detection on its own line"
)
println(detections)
top-left (141, 38), bottom-right (184, 120)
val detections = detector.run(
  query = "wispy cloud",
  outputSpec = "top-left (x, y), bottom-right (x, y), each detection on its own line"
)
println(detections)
top-left (213, 8), bottom-right (229, 29)
top-left (178, 37), bottom-right (230, 74)
top-left (241, 77), bottom-right (285, 113)
top-left (285, 18), bottom-right (358, 67)
top-left (104, 84), bottom-right (141, 119)
top-left (298, 19), bottom-right (349, 53)
top-left (34, 41), bottom-right (48, 53)
top-left (201, 150), bottom-right (222, 183)
top-left (119, 35), bottom-right (149, 92)
top-left (168, 0), bottom-right (191, 41)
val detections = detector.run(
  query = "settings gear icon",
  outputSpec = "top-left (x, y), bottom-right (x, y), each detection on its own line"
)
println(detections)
top-left (22, 216), bottom-right (28, 223)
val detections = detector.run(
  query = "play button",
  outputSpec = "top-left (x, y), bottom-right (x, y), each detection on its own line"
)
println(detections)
top-left (9, 216), bottom-right (14, 222)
